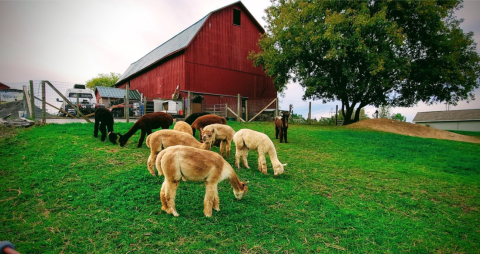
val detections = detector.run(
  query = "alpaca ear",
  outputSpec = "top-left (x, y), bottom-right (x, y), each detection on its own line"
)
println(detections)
top-left (282, 163), bottom-right (287, 167)
top-left (200, 128), bottom-right (203, 132)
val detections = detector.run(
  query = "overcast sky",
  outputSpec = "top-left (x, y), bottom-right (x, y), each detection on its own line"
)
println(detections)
top-left (1, 0), bottom-right (479, 122)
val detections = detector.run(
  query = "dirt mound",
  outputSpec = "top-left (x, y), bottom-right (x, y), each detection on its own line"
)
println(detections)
top-left (347, 118), bottom-right (480, 143)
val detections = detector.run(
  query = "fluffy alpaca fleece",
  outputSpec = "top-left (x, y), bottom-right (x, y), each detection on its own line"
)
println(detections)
top-left (201, 124), bottom-right (235, 158)
top-left (155, 145), bottom-right (248, 217)
top-left (94, 107), bottom-right (118, 144)
top-left (173, 121), bottom-right (193, 135)
top-left (233, 129), bottom-right (287, 176)
top-left (118, 112), bottom-right (173, 148)
top-left (184, 112), bottom-right (211, 125)
top-left (275, 112), bottom-right (290, 143)
top-left (191, 114), bottom-right (226, 142)
top-left (145, 129), bottom-right (213, 176)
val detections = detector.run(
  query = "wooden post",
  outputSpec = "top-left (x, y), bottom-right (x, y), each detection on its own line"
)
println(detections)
top-left (225, 103), bottom-right (228, 118)
top-left (187, 91), bottom-right (191, 116)
top-left (275, 96), bottom-right (279, 117)
top-left (249, 98), bottom-right (277, 122)
top-left (335, 105), bottom-right (338, 126)
top-left (143, 95), bottom-right (147, 116)
top-left (23, 86), bottom-right (32, 118)
top-left (29, 80), bottom-right (35, 119)
top-left (245, 100), bottom-right (248, 122)
top-left (237, 94), bottom-right (241, 122)
top-left (41, 81), bottom-right (46, 124)
top-left (125, 84), bottom-right (130, 122)
top-left (308, 101), bottom-right (311, 124)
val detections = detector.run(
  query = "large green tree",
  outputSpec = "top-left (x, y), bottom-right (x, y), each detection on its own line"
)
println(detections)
top-left (249, 0), bottom-right (480, 125)
top-left (85, 72), bottom-right (122, 90)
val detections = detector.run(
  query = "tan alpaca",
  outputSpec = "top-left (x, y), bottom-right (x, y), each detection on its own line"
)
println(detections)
top-left (145, 129), bottom-right (213, 176)
top-left (173, 121), bottom-right (193, 135)
top-left (201, 124), bottom-right (235, 158)
top-left (155, 145), bottom-right (248, 217)
top-left (233, 129), bottom-right (287, 176)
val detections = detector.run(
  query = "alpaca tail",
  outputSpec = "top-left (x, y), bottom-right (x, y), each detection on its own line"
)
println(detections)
top-left (146, 134), bottom-right (152, 148)
top-left (155, 149), bottom-right (169, 177)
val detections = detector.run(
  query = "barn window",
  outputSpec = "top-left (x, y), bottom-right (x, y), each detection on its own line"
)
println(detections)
top-left (233, 9), bottom-right (241, 26)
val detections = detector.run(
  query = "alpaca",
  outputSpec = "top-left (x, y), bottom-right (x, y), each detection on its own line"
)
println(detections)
top-left (191, 114), bottom-right (226, 142)
top-left (184, 112), bottom-right (211, 125)
top-left (275, 111), bottom-right (290, 143)
top-left (173, 121), bottom-right (193, 135)
top-left (155, 145), bottom-right (248, 217)
top-left (94, 107), bottom-right (118, 144)
top-left (201, 124), bottom-right (235, 158)
top-left (145, 129), bottom-right (213, 176)
top-left (233, 129), bottom-right (287, 176)
top-left (118, 112), bottom-right (173, 148)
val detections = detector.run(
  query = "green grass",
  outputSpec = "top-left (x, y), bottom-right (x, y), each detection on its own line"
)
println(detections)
top-left (447, 130), bottom-right (480, 137)
top-left (1, 121), bottom-right (479, 253)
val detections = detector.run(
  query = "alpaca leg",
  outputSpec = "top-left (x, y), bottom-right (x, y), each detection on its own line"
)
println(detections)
top-left (213, 185), bottom-right (220, 212)
top-left (203, 184), bottom-right (216, 217)
top-left (94, 120), bottom-right (99, 137)
top-left (258, 153), bottom-right (267, 174)
top-left (137, 131), bottom-right (146, 148)
top-left (279, 129), bottom-right (284, 143)
top-left (165, 180), bottom-right (180, 217)
top-left (199, 129), bottom-right (203, 142)
top-left (275, 126), bottom-right (279, 139)
top-left (100, 123), bottom-right (107, 142)
top-left (160, 181), bottom-right (168, 212)
top-left (219, 141), bottom-right (225, 157)
top-left (284, 129), bottom-right (288, 143)
top-left (235, 146), bottom-right (241, 169)
top-left (147, 152), bottom-right (158, 176)
top-left (242, 148), bottom-right (250, 169)
top-left (226, 140), bottom-right (231, 158)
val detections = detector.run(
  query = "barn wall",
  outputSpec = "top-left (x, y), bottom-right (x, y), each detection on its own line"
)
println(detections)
top-left (184, 3), bottom-right (276, 100)
top-left (117, 53), bottom-right (185, 99)
top-left (417, 121), bottom-right (480, 131)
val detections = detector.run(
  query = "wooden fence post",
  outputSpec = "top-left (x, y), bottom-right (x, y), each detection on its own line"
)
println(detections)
top-left (44, 80), bottom-right (91, 123)
top-left (187, 91), bottom-right (191, 117)
top-left (29, 80), bottom-right (35, 119)
top-left (245, 100), bottom-right (248, 122)
top-left (237, 94), bottom-right (241, 122)
top-left (275, 97), bottom-right (279, 117)
top-left (125, 84), bottom-right (130, 122)
top-left (308, 101), bottom-right (311, 124)
top-left (41, 81), bottom-right (46, 125)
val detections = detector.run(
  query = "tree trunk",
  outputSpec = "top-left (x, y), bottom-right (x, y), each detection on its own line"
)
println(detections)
top-left (353, 107), bottom-right (362, 123)
top-left (342, 104), bottom-right (355, 125)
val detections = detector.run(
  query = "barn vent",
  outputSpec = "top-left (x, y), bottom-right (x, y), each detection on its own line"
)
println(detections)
top-left (233, 9), bottom-right (241, 26)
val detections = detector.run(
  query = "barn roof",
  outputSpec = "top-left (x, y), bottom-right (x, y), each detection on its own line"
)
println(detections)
top-left (0, 82), bottom-right (10, 90)
top-left (116, 1), bottom-right (263, 85)
top-left (95, 86), bottom-right (142, 100)
top-left (413, 109), bottom-right (480, 123)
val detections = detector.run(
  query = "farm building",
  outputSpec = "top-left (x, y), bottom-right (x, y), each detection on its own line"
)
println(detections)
top-left (115, 1), bottom-right (277, 119)
top-left (95, 86), bottom-right (142, 106)
top-left (0, 82), bottom-right (10, 90)
top-left (413, 109), bottom-right (480, 131)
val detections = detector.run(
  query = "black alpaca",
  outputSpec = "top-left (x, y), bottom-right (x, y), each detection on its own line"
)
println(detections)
top-left (275, 112), bottom-right (290, 143)
top-left (94, 107), bottom-right (118, 144)
top-left (184, 112), bottom-right (210, 125)
top-left (118, 112), bottom-right (174, 148)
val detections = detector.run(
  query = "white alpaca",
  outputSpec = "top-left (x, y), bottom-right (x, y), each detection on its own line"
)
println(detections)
top-left (233, 129), bottom-right (287, 176)
top-left (201, 124), bottom-right (235, 158)
top-left (173, 121), bottom-right (193, 135)
top-left (145, 129), bottom-right (213, 176)
top-left (155, 145), bottom-right (248, 217)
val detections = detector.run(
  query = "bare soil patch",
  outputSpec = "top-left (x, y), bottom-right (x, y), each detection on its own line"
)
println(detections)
top-left (347, 118), bottom-right (480, 143)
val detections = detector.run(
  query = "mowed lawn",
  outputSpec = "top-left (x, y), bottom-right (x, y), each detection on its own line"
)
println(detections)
top-left (1, 121), bottom-right (479, 253)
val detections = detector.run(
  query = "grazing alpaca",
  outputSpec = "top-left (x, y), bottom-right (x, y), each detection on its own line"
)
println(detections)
top-left (184, 112), bottom-right (211, 125)
top-left (145, 129), bottom-right (213, 176)
top-left (155, 145), bottom-right (248, 217)
top-left (118, 112), bottom-right (173, 148)
top-left (275, 111), bottom-right (290, 143)
top-left (94, 107), bottom-right (118, 144)
top-left (191, 114), bottom-right (226, 142)
top-left (173, 121), bottom-right (193, 135)
top-left (202, 124), bottom-right (235, 158)
top-left (233, 129), bottom-right (287, 176)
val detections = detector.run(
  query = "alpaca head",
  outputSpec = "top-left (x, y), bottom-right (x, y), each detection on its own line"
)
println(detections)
top-left (118, 133), bottom-right (127, 147)
top-left (273, 163), bottom-right (287, 176)
top-left (200, 128), bottom-right (214, 145)
top-left (108, 132), bottom-right (118, 144)
top-left (233, 181), bottom-right (248, 200)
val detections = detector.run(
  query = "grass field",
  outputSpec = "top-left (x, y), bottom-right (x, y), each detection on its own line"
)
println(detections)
top-left (1, 121), bottom-right (479, 253)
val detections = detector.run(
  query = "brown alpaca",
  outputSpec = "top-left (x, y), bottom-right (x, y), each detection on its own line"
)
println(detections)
top-left (173, 121), bottom-right (193, 135)
top-left (155, 145), bottom-right (248, 217)
top-left (191, 114), bottom-right (226, 142)
top-left (275, 112), bottom-right (290, 143)
top-left (201, 124), bottom-right (235, 158)
top-left (118, 112), bottom-right (173, 148)
top-left (145, 129), bottom-right (213, 176)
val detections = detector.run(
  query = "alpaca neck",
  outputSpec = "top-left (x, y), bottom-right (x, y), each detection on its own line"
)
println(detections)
top-left (267, 148), bottom-right (282, 167)
top-left (227, 168), bottom-right (243, 192)
top-left (123, 124), bottom-right (140, 140)
top-left (107, 123), bottom-right (114, 133)
top-left (196, 141), bottom-right (212, 150)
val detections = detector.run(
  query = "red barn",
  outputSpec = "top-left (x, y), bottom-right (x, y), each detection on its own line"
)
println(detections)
top-left (115, 1), bottom-right (277, 117)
